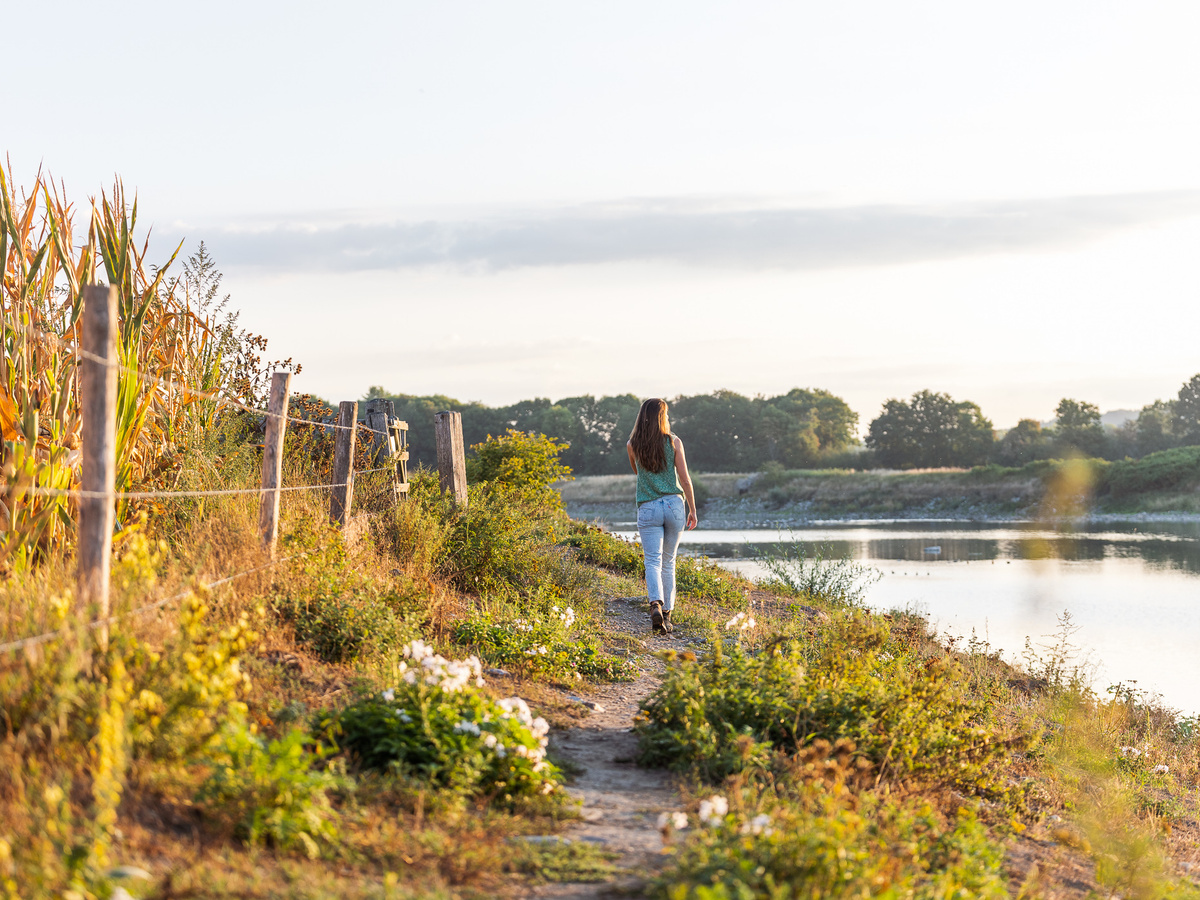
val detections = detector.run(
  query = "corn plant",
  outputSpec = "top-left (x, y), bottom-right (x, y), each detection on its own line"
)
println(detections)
top-left (0, 164), bottom-right (249, 574)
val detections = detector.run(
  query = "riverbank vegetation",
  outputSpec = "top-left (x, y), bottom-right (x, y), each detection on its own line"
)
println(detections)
top-left (562, 447), bottom-right (1200, 520)
top-left (5, 169), bottom-right (1200, 898)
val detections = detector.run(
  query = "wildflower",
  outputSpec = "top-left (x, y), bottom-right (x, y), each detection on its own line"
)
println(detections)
top-left (483, 733), bottom-right (498, 748)
top-left (541, 782), bottom-right (556, 794)
top-left (498, 697), bottom-right (533, 726)
top-left (531, 717), bottom-right (550, 739)
top-left (381, 688), bottom-right (395, 702)
top-left (698, 795), bottom-right (728, 826)
top-left (657, 811), bottom-right (688, 830)
top-left (1120, 746), bottom-right (1142, 758)
top-left (454, 720), bottom-right (481, 736)
top-left (723, 613), bottom-right (755, 632)
top-left (1152, 764), bottom-right (1170, 774)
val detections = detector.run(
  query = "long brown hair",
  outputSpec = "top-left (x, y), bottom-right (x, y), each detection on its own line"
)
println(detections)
top-left (629, 398), bottom-right (671, 472)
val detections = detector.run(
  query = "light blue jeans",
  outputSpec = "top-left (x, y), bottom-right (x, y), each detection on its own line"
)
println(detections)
top-left (637, 494), bottom-right (686, 611)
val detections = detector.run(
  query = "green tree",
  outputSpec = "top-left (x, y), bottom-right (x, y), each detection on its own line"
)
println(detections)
top-left (1136, 399), bottom-right (1177, 455)
top-left (1053, 398), bottom-right (1108, 458)
top-left (866, 390), bottom-right (994, 468)
top-left (1174, 374), bottom-right (1200, 446)
top-left (995, 419), bottom-right (1049, 466)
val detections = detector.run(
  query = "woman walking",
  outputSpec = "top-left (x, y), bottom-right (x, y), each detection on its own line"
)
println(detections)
top-left (627, 398), bottom-right (698, 634)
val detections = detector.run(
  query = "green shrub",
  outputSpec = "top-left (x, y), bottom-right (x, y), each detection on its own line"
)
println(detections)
top-left (757, 542), bottom-right (881, 606)
top-left (1102, 446), bottom-right (1200, 498)
top-left (676, 557), bottom-right (745, 604)
top-left (197, 720), bottom-right (345, 858)
top-left (654, 778), bottom-right (1006, 899)
top-left (443, 483), bottom-right (568, 595)
top-left (637, 617), bottom-right (1009, 790)
top-left (273, 572), bottom-right (423, 665)
top-left (453, 602), bottom-right (635, 682)
top-left (563, 523), bottom-right (643, 574)
top-left (323, 641), bottom-right (563, 805)
top-left (466, 430), bottom-right (572, 510)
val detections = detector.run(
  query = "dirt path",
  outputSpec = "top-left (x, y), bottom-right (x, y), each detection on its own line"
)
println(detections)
top-left (529, 596), bottom-right (686, 899)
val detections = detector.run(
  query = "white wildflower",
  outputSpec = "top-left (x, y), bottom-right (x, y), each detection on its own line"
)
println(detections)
top-left (1152, 764), bottom-right (1170, 774)
top-left (454, 720), bottom-right (481, 736)
top-left (531, 717), bottom-right (550, 739)
top-left (381, 689), bottom-right (395, 702)
top-left (1120, 746), bottom-right (1142, 758)
top-left (698, 795), bottom-right (728, 826)
top-left (657, 811), bottom-right (689, 830)
top-left (483, 733), bottom-right (498, 748)
top-left (740, 813), bottom-right (774, 836)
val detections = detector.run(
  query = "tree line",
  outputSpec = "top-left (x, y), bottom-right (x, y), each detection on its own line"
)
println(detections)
top-left (362, 387), bottom-right (859, 475)
top-left (363, 374), bottom-right (1200, 474)
top-left (866, 375), bottom-right (1200, 468)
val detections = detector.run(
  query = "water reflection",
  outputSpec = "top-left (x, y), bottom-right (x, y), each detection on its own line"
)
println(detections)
top-left (613, 520), bottom-right (1200, 576)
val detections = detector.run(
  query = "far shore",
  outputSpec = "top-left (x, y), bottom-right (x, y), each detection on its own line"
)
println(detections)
top-left (557, 471), bottom-right (1200, 527)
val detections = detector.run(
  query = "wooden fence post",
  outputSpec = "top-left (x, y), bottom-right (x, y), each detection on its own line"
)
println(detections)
top-left (77, 285), bottom-right (118, 637)
top-left (364, 399), bottom-right (392, 460)
top-left (330, 401), bottom-right (358, 526)
top-left (434, 410), bottom-right (468, 508)
top-left (258, 372), bottom-right (291, 557)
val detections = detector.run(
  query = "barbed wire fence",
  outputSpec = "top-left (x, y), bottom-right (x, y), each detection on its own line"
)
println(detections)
top-left (0, 284), bottom-right (466, 656)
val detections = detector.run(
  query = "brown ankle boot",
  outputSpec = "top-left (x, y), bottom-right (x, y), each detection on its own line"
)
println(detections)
top-left (649, 601), bottom-right (665, 633)
top-left (662, 609), bottom-right (674, 633)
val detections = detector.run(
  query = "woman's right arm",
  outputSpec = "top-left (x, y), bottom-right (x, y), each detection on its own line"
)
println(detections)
top-left (626, 441), bottom-right (638, 474)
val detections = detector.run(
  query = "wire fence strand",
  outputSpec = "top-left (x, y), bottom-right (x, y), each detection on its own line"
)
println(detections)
top-left (18, 464), bottom-right (399, 501)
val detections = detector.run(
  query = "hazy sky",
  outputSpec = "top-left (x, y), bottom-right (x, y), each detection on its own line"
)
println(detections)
top-left (7, 1), bottom-right (1200, 428)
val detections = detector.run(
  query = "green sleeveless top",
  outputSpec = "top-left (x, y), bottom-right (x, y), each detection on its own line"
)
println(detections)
top-left (635, 436), bottom-right (683, 505)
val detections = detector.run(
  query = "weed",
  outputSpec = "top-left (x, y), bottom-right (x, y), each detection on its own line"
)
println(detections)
top-left (638, 616), bottom-right (1012, 793)
top-left (757, 541), bottom-right (881, 606)
top-left (197, 720), bottom-right (346, 858)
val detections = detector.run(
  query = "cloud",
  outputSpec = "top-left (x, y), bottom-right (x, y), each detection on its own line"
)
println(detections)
top-left (173, 191), bottom-right (1200, 273)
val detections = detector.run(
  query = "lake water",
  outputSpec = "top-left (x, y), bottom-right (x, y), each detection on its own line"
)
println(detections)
top-left (609, 519), bottom-right (1200, 716)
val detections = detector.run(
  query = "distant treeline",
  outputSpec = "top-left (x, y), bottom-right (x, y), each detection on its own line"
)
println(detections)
top-left (361, 387), bottom-right (858, 475)
top-left (360, 373), bottom-right (1200, 474)
top-left (865, 375), bottom-right (1200, 469)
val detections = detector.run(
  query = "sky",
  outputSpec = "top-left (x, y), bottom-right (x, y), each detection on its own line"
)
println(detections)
top-left (6, 1), bottom-right (1200, 429)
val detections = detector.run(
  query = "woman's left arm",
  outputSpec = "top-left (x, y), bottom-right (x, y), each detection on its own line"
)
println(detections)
top-left (673, 436), bottom-right (699, 530)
